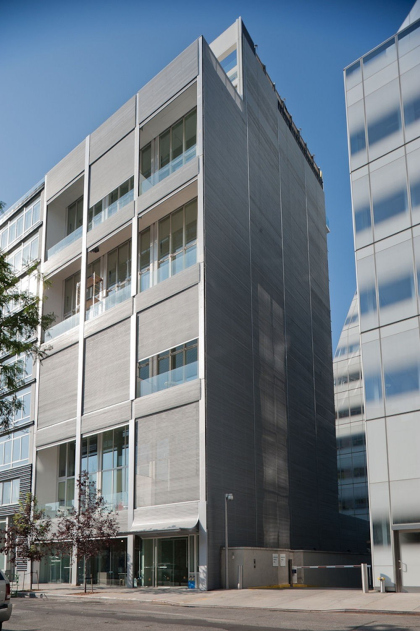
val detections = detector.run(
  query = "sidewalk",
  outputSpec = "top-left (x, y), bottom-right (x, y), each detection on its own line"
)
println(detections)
top-left (20, 584), bottom-right (420, 615)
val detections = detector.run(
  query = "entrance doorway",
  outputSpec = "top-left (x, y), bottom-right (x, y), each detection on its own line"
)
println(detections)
top-left (394, 528), bottom-right (420, 592)
top-left (135, 535), bottom-right (198, 587)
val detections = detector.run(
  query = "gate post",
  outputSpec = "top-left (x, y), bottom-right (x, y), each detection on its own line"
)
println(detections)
top-left (361, 563), bottom-right (369, 593)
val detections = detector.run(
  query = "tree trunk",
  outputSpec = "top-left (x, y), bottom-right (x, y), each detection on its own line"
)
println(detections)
top-left (84, 556), bottom-right (87, 594)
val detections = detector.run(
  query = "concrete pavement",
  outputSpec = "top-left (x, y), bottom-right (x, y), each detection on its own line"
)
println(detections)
top-left (18, 584), bottom-right (420, 616)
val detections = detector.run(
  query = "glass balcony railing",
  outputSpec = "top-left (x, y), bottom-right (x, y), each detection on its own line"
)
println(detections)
top-left (43, 501), bottom-right (75, 519)
top-left (138, 361), bottom-right (198, 397)
top-left (85, 283), bottom-right (131, 321)
top-left (140, 145), bottom-right (197, 194)
top-left (47, 226), bottom-right (83, 259)
top-left (45, 312), bottom-right (80, 341)
top-left (88, 190), bottom-right (134, 231)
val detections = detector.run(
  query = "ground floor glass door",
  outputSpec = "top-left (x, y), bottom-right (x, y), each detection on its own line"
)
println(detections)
top-left (137, 535), bottom-right (197, 587)
top-left (157, 538), bottom-right (188, 586)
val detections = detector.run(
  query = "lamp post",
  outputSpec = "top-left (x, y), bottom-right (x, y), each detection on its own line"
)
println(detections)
top-left (225, 493), bottom-right (234, 589)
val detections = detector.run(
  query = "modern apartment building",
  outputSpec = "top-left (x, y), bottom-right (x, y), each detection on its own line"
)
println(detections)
top-left (0, 181), bottom-right (44, 578)
top-left (1, 18), bottom-right (362, 589)
top-left (334, 294), bottom-right (369, 522)
top-left (344, 0), bottom-right (420, 591)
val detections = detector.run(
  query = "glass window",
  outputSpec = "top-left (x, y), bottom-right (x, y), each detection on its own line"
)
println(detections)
top-left (385, 365), bottom-right (420, 397)
top-left (107, 241), bottom-right (131, 293)
top-left (171, 120), bottom-right (184, 161)
top-left (67, 197), bottom-right (83, 235)
top-left (382, 328), bottom-right (420, 415)
top-left (64, 271), bottom-right (81, 318)
top-left (185, 110), bottom-right (197, 151)
top-left (141, 145), bottom-right (152, 180)
top-left (373, 188), bottom-right (407, 224)
top-left (370, 153), bottom-right (409, 240)
top-left (345, 61), bottom-right (362, 90)
top-left (8, 221), bottom-right (16, 244)
top-left (352, 170), bottom-right (372, 249)
top-left (159, 130), bottom-right (171, 169)
top-left (365, 79), bottom-right (403, 161)
top-left (379, 275), bottom-right (414, 308)
top-left (11, 479), bottom-right (20, 504)
top-left (138, 340), bottom-right (198, 397)
top-left (398, 20), bottom-right (420, 57)
top-left (368, 109), bottom-right (401, 146)
top-left (32, 201), bottom-right (40, 224)
top-left (355, 206), bottom-right (371, 232)
top-left (139, 228), bottom-right (151, 292)
top-left (363, 38), bottom-right (396, 78)
top-left (16, 214), bottom-right (24, 239)
top-left (24, 207), bottom-right (32, 232)
top-left (2, 482), bottom-right (11, 505)
top-left (347, 100), bottom-right (367, 170)
top-left (359, 287), bottom-right (376, 315)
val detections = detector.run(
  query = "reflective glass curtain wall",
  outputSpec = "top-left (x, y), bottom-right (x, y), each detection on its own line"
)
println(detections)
top-left (345, 9), bottom-right (420, 591)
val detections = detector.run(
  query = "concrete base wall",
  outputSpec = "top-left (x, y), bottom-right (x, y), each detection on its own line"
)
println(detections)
top-left (222, 547), bottom-right (371, 589)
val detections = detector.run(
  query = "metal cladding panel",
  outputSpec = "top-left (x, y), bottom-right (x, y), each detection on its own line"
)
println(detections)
top-left (82, 400), bottom-right (131, 436)
top-left (202, 41), bottom-right (258, 590)
top-left (84, 301), bottom-right (132, 339)
top-left (86, 200), bottom-right (134, 249)
top-left (244, 39), bottom-right (290, 552)
top-left (89, 132), bottom-right (135, 208)
top-left (84, 319), bottom-right (131, 414)
top-left (46, 140), bottom-right (86, 201)
top-left (277, 92), bottom-right (338, 549)
top-left (137, 157), bottom-right (199, 214)
top-left (36, 418), bottom-right (77, 447)
top-left (135, 263), bottom-right (199, 313)
top-left (90, 96), bottom-right (136, 164)
top-left (137, 285), bottom-right (198, 359)
top-left (38, 344), bottom-right (79, 427)
top-left (134, 379), bottom-right (200, 419)
top-left (0, 464), bottom-right (32, 518)
top-left (135, 402), bottom-right (199, 507)
top-left (138, 41), bottom-right (199, 125)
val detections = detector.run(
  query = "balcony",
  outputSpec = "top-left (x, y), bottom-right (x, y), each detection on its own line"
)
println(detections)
top-left (140, 145), bottom-right (196, 195)
top-left (47, 225), bottom-right (82, 259)
top-left (88, 179), bottom-right (134, 232)
top-left (45, 311), bottom-right (80, 341)
top-left (138, 361), bottom-right (198, 397)
top-left (85, 282), bottom-right (131, 321)
top-left (45, 176), bottom-right (84, 269)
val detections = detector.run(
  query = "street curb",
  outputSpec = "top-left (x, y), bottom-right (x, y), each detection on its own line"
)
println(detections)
top-left (18, 591), bottom-right (420, 616)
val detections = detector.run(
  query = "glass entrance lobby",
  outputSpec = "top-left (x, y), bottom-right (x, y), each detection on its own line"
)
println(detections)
top-left (135, 534), bottom-right (198, 587)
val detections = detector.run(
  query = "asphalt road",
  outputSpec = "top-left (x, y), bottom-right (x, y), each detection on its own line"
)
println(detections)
top-left (5, 598), bottom-right (420, 631)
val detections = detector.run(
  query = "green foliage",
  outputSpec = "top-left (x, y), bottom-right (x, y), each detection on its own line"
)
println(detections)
top-left (57, 472), bottom-right (119, 591)
top-left (0, 493), bottom-right (52, 564)
top-left (0, 200), bottom-right (54, 430)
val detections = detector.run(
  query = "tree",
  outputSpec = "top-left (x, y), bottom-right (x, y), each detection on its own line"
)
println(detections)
top-left (0, 200), bottom-right (54, 430)
top-left (0, 493), bottom-right (52, 590)
top-left (56, 472), bottom-right (119, 592)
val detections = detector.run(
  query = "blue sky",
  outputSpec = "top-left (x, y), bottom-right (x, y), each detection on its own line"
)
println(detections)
top-left (0, 0), bottom-right (414, 348)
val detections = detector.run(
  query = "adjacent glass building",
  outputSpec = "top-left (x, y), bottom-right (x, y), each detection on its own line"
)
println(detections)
top-left (345, 0), bottom-right (420, 591)
top-left (334, 294), bottom-right (369, 523)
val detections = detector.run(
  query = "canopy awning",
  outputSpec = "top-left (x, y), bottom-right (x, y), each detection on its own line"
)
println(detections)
top-left (130, 501), bottom-right (199, 537)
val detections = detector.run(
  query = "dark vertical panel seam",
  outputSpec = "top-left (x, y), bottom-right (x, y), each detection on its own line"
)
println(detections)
top-left (278, 116), bottom-right (291, 548)
top-left (304, 167), bottom-right (321, 543)
top-left (243, 38), bottom-right (259, 542)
